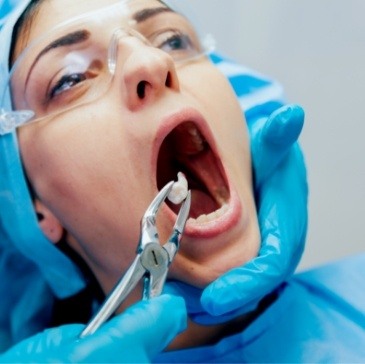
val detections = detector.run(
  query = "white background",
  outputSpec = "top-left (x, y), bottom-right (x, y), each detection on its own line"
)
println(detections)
top-left (181, 0), bottom-right (365, 271)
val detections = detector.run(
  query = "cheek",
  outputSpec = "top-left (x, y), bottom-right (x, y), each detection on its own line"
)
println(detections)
top-left (20, 125), bottom-right (110, 200)
top-left (181, 63), bottom-right (251, 177)
top-left (19, 109), bottom-right (145, 200)
top-left (18, 119), bottom-right (149, 268)
top-left (19, 115), bottom-right (145, 225)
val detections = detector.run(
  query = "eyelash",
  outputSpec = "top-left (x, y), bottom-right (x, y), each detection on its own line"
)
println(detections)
top-left (157, 31), bottom-right (194, 53)
top-left (49, 73), bottom-right (87, 99)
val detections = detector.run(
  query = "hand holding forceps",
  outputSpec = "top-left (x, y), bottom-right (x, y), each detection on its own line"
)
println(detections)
top-left (80, 181), bottom-right (191, 338)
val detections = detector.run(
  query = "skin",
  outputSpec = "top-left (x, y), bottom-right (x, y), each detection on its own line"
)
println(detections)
top-left (15, 0), bottom-right (260, 349)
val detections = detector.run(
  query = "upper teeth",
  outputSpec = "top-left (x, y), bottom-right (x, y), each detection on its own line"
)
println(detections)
top-left (189, 126), bottom-right (205, 152)
top-left (168, 172), bottom-right (188, 204)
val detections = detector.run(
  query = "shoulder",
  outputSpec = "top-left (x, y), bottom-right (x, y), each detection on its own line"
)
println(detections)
top-left (293, 253), bottom-right (365, 314)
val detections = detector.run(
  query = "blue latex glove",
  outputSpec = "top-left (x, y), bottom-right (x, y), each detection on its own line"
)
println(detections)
top-left (200, 104), bottom-right (308, 319)
top-left (0, 294), bottom-right (186, 363)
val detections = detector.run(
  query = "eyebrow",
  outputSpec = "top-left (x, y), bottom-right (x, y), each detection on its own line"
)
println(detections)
top-left (34, 30), bottom-right (90, 65)
top-left (133, 6), bottom-right (174, 23)
top-left (26, 30), bottom-right (90, 87)
top-left (26, 6), bottom-right (174, 83)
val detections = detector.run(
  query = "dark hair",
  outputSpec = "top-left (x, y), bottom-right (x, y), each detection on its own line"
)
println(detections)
top-left (9, 0), bottom-right (45, 66)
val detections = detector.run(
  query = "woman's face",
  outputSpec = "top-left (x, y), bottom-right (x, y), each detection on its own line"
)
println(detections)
top-left (16, 0), bottom-right (260, 303)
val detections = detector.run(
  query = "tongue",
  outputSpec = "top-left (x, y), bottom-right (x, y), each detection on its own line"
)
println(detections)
top-left (190, 190), bottom-right (218, 219)
top-left (180, 149), bottom-right (229, 204)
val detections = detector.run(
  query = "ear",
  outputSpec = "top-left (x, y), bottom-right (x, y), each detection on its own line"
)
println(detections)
top-left (34, 199), bottom-right (64, 243)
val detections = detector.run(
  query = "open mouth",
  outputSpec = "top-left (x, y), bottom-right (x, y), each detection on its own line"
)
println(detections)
top-left (157, 121), bottom-right (230, 222)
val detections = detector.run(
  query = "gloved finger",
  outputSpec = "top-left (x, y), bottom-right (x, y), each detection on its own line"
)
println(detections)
top-left (0, 324), bottom-right (85, 363)
top-left (40, 324), bottom-right (86, 347)
top-left (201, 146), bottom-right (308, 315)
top-left (163, 280), bottom-right (249, 324)
top-left (106, 294), bottom-right (187, 355)
top-left (249, 104), bottom-right (304, 187)
top-left (163, 281), bottom-right (203, 315)
top-left (201, 244), bottom-right (298, 317)
top-left (73, 294), bottom-right (187, 363)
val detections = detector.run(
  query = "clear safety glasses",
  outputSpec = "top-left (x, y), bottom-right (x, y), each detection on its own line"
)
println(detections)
top-left (0, 0), bottom-right (215, 135)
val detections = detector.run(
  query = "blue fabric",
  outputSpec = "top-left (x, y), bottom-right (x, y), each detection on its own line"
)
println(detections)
top-left (156, 254), bottom-right (365, 363)
top-left (0, 0), bottom-right (21, 26)
top-left (210, 53), bottom-right (285, 119)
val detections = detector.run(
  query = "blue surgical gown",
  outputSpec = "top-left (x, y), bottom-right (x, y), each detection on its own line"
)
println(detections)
top-left (156, 253), bottom-right (365, 363)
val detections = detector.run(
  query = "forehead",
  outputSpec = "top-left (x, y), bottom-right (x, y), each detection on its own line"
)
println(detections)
top-left (27, 0), bottom-right (167, 40)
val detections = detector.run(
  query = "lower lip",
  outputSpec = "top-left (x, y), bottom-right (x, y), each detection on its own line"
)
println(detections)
top-left (165, 186), bottom-right (242, 240)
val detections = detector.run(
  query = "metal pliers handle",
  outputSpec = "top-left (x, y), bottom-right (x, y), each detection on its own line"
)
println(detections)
top-left (80, 181), bottom-right (191, 338)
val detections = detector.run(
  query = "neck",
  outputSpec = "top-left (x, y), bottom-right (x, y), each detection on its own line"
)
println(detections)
top-left (167, 315), bottom-right (252, 351)
top-left (167, 290), bottom-right (279, 351)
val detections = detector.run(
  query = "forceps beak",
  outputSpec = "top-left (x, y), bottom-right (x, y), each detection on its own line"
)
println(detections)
top-left (175, 191), bottom-right (191, 234)
top-left (139, 182), bottom-right (191, 255)
top-left (138, 181), bottom-right (174, 251)
top-left (163, 191), bottom-right (191, 261)
top-left (143, 181), bottom-right (174, 220)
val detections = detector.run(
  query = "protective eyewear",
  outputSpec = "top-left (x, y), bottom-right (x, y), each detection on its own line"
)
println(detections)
top-left (0, 0), bottom-right (215, 135)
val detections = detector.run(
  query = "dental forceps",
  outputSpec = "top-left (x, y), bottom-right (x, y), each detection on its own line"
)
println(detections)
top-left (79, 181), bottom-right (191, 338)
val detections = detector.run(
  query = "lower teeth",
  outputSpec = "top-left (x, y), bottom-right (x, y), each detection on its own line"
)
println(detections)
top-left (188, 203), bottom-right (229, 224)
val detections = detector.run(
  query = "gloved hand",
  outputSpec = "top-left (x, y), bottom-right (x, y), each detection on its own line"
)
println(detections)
top-left (0, 294), bottom-right (186, 363)
top-left (199, 104), bottom-right (308, 321)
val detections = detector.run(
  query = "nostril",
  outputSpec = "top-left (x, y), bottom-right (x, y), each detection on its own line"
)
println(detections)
top-left (137, 81), bottom-right (147, 99)
top-left (135, 70), bottom-right (174, 100)
top-left (165, 72), bottom-right (172, 88)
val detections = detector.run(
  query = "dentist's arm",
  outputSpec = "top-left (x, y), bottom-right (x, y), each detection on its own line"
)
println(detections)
top-left (0, 294), bottom-right (186, 363)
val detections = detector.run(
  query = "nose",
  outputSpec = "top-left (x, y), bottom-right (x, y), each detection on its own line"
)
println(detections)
top-left (114, 37), bottom-right (180, 111)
